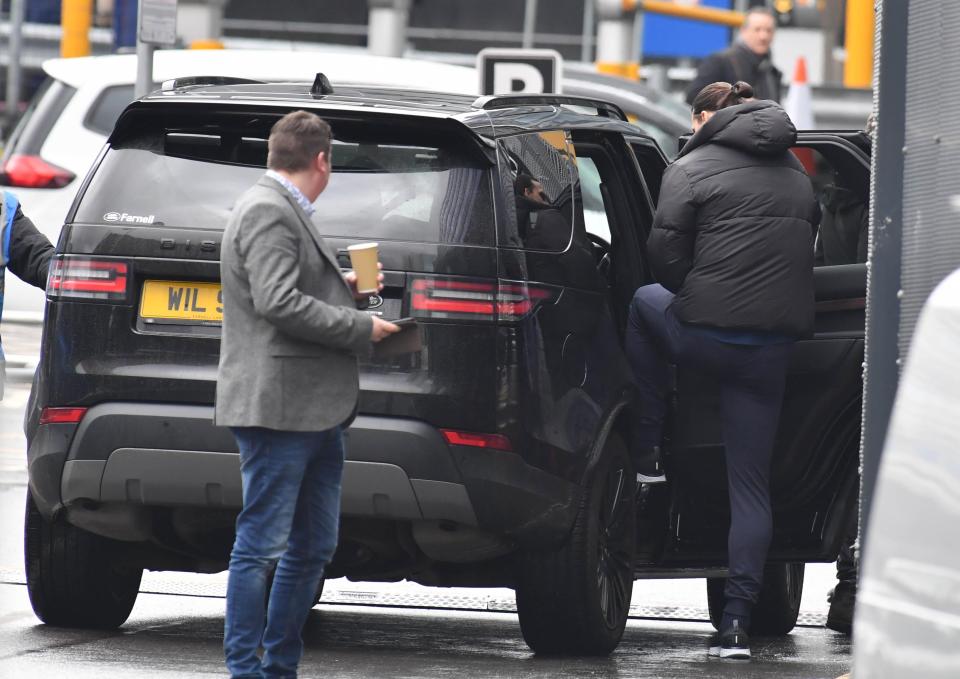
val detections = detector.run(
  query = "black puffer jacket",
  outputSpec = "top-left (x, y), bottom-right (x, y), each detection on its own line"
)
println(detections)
top-left (6, 206), bottom-right (54, 288)
top-left (647, 100), bottom-right (816, 338)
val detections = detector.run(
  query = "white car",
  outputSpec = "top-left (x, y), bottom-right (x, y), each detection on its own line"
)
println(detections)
top-left (854, 269), bottom-right (960, 678)
top-left (1, 49), bottom-right (687, 319)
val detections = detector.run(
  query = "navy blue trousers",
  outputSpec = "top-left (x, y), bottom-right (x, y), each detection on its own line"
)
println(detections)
top-left (625, 284), bottom-right (792, 618)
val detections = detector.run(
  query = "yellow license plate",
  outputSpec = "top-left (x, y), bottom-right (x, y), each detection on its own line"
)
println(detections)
top-left (140, 280), bottom-right (223, 323)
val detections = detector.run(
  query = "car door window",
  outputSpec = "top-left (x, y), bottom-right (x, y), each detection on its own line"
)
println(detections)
top-left (571, 135), bottom-right (652, 330)
top-left (627, 140), bottom-right (667, 206)
top-left (795, 146), bottom-right (870, 267)
top-left (575, 155), bottom-right (612, 244)
top-left (497, 130), bottom-right (577, 251)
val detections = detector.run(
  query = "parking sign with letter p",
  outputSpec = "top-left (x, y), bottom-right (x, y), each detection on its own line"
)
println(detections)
top-left (477, 48), bottom-right (563, 96)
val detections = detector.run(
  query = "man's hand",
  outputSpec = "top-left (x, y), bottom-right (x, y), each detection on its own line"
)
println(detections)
top-left (345, 262), bottom-right (385, 301)
top-left (370, 316), bottom-right (401, 343)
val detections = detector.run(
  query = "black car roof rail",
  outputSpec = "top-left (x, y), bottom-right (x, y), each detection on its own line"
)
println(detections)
top-left (472, 94), bottom-right (628, 122)
top-left (160, 75), bottom-right (267, 92)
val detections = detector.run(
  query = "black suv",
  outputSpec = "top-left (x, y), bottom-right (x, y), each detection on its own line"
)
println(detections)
top-left (25, 77), bottom-right (871, 655)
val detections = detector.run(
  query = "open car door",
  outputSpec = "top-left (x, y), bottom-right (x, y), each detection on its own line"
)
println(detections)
top-left (645, 131), bottom-right (871, 569)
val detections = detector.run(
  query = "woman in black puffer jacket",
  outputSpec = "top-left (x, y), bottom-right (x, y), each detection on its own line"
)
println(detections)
top-left (625, 81), bottom-right (817, 660)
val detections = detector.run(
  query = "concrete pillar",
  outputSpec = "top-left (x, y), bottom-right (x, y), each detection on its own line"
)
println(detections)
top-left (368, 0), bottom-right (411, 58)
top-left (178, 0), bottom-right (229, 48)
top-left (595, 0), bottom-right (637, 79)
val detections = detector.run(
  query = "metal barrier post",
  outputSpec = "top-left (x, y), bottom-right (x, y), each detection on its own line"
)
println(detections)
top-left (580, 0), bottom-right (595, 63)
top-left (628, 7), bottom-right (645, 81)
top-left (5, 0), bottom-right (26, 129)
top-left (522, 0), bottom-right (539, 48)
top-left (844, 0), bottom-right (875, 88)
top-left (135, 34), bottom-right (154, 99)
top-left (61, 0), bottom-right (93, 58)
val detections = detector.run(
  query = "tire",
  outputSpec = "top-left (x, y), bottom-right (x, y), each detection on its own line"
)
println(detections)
top-left (515, 435), bottom-right (636, 656)
top-left (24, 492), bottom-right (142, 628)
top-left (707, 562), bottom-right (805, 636)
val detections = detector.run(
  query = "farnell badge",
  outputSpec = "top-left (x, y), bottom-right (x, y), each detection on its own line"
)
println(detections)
top-left (104, 211), bottom-right (156, 224)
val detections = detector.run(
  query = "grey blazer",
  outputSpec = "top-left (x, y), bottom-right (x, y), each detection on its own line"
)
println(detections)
top-left (215, 176), bottom-right (374, 431)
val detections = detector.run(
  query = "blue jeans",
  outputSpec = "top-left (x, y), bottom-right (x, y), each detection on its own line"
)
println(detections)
top-left (625, 284), bottom-right (792, 619)
top-left (224, 426), bottom-right (345, 679)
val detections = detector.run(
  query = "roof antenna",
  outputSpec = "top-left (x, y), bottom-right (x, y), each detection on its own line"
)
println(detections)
top-left (311, 73), bottom-right (334, 97)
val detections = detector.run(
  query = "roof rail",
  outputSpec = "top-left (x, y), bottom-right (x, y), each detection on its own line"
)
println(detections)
top-left (160, 76), bottom-right (266, 92)
top-left (472, 94), bottom-right (628, 122)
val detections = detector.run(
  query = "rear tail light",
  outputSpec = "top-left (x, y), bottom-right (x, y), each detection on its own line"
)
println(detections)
top-left (39, 407), bottom-right (87, 425)
top-left (48, 257), bottom-right (129, 301)
top-left (411, 278), bottom-right (496, 321)
top-left (497, 282), bottom-right (554, 320)
top-left (0, 154), bottom-right (76, 189)
top-left (441, 429), bottom-right (512, 452)
top-left (411, 277), bottom-right (555, 322)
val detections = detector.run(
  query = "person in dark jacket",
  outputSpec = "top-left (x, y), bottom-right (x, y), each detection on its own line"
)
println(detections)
top-left (514, 173), bottom-right (546, 243)
top-left (0, 191), bottom-right (55, 399)
top-left (686, 7), bottom-right (783, 105)
top-left (825, 503), bottom-right (858, 635)
top-left (625, 82), bottom-right (816, 660)
top-left (815, 175), bottom-right (869, 266)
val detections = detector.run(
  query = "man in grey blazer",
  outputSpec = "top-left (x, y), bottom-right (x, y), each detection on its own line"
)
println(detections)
top-left (217, 111), bottom-right (398, 679)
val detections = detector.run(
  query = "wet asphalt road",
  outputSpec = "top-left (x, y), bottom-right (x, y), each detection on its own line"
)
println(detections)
top-left (0, 582), bottom-right (851, 679)
top-left (0, 322), bottom-right (852, 678)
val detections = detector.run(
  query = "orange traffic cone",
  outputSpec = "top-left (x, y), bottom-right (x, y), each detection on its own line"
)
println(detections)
top-left (785, 57), bottom-right (817, 173)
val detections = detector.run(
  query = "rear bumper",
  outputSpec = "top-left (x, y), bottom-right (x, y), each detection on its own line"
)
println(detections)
top-left (61, 451), bottom-right (478, 526)
top-left (28, 402), bottom-right (578, 547)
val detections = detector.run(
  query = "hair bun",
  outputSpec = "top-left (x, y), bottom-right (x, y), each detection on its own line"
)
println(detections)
top-left (732, 81), bottom-right (755, 99)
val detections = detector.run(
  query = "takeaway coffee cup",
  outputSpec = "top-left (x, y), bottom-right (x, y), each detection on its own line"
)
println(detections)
top-left (348, 243), bottom-right (380, 294)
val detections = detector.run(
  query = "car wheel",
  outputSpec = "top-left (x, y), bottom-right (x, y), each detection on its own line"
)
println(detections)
top-left (707, 562), bottom-right (805, 636)
top-left (24, 491), bottom-right (142, 628)
top-left (515, 434), bottom-right (636, 656)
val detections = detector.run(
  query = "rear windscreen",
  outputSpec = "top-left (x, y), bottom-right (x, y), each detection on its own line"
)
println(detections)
top-left (75, 110), bottom-right (495, 247)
